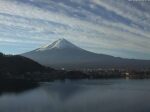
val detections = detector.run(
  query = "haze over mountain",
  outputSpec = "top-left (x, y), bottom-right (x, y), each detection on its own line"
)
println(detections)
top-left (22, 39), bottom-right (150, 70)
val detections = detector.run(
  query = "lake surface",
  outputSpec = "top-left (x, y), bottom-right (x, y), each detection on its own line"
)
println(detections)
top-left (0, 79), bottom-right (150, 112)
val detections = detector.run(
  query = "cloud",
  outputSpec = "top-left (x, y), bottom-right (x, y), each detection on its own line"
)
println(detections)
top-left (0, 0), bottom-right (150, 59)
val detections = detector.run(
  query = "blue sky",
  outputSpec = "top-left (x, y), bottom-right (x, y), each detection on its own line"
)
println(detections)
top-left (0, 0), bottom-right (150, 59)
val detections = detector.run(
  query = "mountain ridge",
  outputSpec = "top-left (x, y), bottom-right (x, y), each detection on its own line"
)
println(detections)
top-left (22, 39), bottom-right (150, 70)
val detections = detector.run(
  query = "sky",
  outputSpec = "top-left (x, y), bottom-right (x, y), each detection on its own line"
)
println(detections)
top-left (0, 0), bottom-right (150, 59)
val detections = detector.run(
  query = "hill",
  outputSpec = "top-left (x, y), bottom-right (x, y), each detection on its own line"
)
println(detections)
top-left (0, 53), bottom-right (87, 81)
top-left (0, 53), bottom-right (53, 74)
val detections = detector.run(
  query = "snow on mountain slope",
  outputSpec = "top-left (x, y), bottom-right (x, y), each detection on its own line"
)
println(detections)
top-left (36, 38), bottom-right (81, 51)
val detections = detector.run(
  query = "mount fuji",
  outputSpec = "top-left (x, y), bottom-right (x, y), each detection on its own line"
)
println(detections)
top-left (22, 39), bottom-right (150, 70)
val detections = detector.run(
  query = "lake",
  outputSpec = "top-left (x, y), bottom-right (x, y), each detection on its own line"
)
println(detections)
top-left (0, 79), bottom-right (150, 112)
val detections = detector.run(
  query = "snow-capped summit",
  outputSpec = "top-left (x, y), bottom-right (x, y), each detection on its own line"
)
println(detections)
top-left (37, 38), bottom-right (80, 51)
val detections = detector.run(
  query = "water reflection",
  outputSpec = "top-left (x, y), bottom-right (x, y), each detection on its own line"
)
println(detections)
top-left (0, 79), bottom-right (150, 112)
